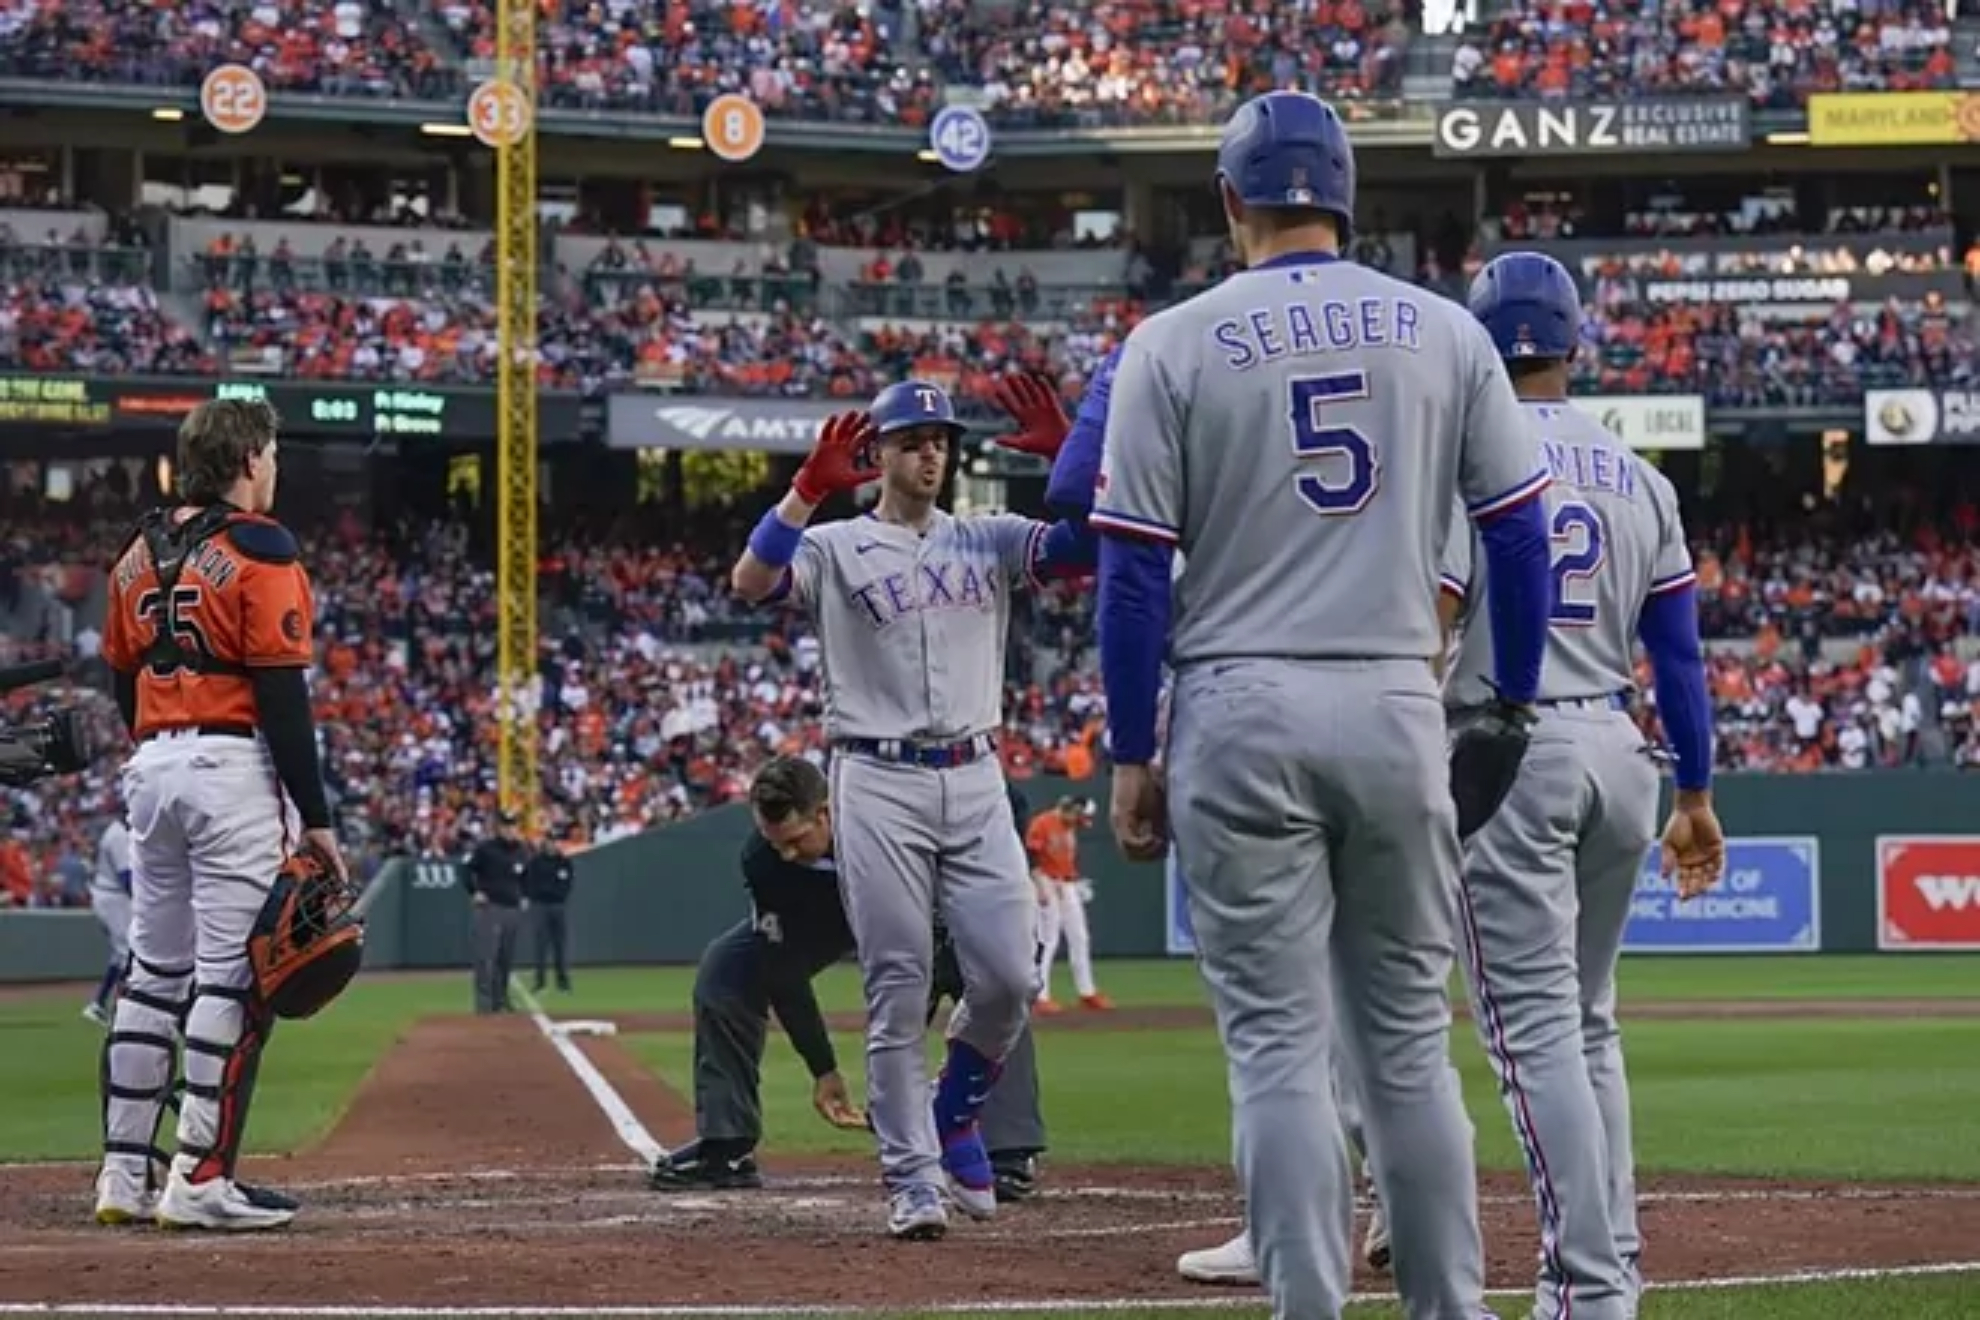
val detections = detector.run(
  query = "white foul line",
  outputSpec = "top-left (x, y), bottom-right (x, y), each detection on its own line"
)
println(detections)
top-left (510, 977), bottom-right (668, 1169)
top-left (5, 1259), bottom-right (1980, 1316)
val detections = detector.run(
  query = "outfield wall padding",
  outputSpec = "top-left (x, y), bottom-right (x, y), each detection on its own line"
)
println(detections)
top-left (2, 772), bottom-right (1972, 982)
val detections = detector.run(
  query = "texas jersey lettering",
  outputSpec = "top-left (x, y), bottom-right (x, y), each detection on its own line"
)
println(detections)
top-left (847, 557), bottom-right (1005, 628)
top-left (781, 513), bottom-right (1044, 740)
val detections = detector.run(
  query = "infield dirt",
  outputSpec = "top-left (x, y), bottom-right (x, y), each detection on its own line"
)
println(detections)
top-left (2, 1007), bottom-right (1977, 1310)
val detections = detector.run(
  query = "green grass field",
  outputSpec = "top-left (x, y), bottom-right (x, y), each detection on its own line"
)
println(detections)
top-left (6, 955), bottom-right (1980, 1318)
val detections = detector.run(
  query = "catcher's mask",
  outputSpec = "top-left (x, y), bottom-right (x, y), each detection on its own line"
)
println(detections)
top-left (248, 844), bottom-right (365, 1020)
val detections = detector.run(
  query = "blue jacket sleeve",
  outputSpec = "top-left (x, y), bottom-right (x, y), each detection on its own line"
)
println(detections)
top-left (1476, 495), bottom-right (1553, 705)
top-left (1045, 346), bottom-right (1121, 516)
top-left (1096, 533), bottom-right (1172, 765)
top-left (1037, 519), bottom-right (1097, 575)
top-left (1638, 582), bottom-right (1712, 791)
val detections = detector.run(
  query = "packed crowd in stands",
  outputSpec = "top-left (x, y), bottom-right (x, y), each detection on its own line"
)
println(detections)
top-left (1451, 0), bottom-right (1959, 106)
top-left (1, 225), bottom-right (219, 379)
top-left (4, 0), bottom-right (1961, 119)
top-left (1574, 294), bottom-right (1977, 407)
top-left (4, 481), bottom-right (1979, 906)
top-left (1494, 200), bottom-right (1956, 245)
top-left (0, 0), bottom-right (1416, 126)
top-left (0, 0), bottom-right (455, 100)
top-left (0, 207), bottom-right (1938, 409)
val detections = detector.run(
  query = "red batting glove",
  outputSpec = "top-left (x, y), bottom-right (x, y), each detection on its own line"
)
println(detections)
top-left (987, 371), bottom-right (1071, 460)
top-left (792, 411), bottom-right (882, 505)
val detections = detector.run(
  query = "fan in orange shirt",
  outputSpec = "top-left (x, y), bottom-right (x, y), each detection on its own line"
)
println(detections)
top-left (1023, 796), bottom-right (1111, 1012)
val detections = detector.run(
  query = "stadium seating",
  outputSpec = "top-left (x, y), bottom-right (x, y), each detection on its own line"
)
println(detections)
top-left (0, 0), bottom-right (454, 99)
top-left (1451, 0), bottom-right (1959, 106)
top-left (4, 480), bottom-right (1975, 898)
top-left (0, 0), bottom-right (1963, 118)
top-left (0, 219), bottom-right (217, 377)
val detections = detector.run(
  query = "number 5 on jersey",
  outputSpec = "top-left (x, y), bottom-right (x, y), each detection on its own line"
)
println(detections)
top-left (1549, 500), bottom-right (1604, 627)
top-left (137, 586), bottom-right (212, 676)
top-left (1287, 371), bottom-right (1378, 515)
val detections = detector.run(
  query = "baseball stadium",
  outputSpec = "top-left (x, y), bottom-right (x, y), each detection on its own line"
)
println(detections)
top-left (3, 0), bottom-right (1980, 1316)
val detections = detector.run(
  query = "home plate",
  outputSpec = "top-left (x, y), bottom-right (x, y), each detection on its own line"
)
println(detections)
top-left (555, 1020), bottom-right (619, 1037)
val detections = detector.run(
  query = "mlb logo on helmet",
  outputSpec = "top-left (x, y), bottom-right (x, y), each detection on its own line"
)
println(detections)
top-left (1510, 324), bottom-right (1539, 357)
top-left (1286, 166), bottom-right (1314, 207)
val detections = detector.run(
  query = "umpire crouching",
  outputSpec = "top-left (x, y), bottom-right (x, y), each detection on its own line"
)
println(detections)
top-left (651, 755), bottom-right (1048, 1201)
top-left (526, 837), bottom-right (576, 993)
top-left (466, 811), bottom-right (529, 1013)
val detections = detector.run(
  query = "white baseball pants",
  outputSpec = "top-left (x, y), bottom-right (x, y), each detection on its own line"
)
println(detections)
top-left (101, 731), bottom-right (297, 1186)
top-left (1034, 876), bottom-right (1096, 1000)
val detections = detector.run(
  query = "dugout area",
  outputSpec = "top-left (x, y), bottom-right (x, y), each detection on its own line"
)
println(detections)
top-left (0, 960), bottom-right (1978, 1317)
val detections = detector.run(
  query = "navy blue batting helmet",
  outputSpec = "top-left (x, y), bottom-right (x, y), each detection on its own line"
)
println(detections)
top-left (1215, 91), bottom-right (1357, 243)
top-left (1468, 252), bottom-right (1582, 361)
top-left (870, 379), bottom-right (965, 441)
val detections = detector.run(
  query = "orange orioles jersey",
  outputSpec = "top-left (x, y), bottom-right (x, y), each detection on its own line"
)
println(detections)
top-left (1025, 813), bottom-right (1079, 882)
top-left (102, 509), bottom-right (316, 741)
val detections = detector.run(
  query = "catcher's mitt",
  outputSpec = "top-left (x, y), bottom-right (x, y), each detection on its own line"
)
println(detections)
top-left (247, 841), bottom-right (365, 1020)
top-left (1449, 699), bottom-right (1538, 839)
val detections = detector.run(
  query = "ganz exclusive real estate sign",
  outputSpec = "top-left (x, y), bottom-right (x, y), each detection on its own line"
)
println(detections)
top-left (1435, 99), bottom-right (1751, 159)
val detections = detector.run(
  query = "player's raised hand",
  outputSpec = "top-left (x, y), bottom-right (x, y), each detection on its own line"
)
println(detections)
top-left (1660, 791), bottom-right (1726, 900)
top-left (986, 371), bottom-right (1071, 459)
top-left (792, 411), bottom-right (882, 505)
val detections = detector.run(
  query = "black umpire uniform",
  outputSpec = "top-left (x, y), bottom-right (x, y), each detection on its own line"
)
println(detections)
top-left (465, 814), bottom-right (529, 1014)
top-left (651, 782), bottom-right (1048, 1201)
top-left (526, 842), bottom-right (576, 992)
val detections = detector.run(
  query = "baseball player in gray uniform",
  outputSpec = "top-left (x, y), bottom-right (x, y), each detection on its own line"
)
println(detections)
top-left (729, 377), bottom-right (1091, 1242)
top-left (1089, 90), bottom-right (1558, 1320)
top-left (1039, 346), bottom-right (1397, 1290)
top-left (1441, 253), bottom-right (1727, 1320)
top-left (85, 814), bottom-right (135, 1025)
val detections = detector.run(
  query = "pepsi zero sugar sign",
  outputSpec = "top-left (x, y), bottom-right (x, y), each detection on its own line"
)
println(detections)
top-left (1622, 836), bottom-right (1820, 953)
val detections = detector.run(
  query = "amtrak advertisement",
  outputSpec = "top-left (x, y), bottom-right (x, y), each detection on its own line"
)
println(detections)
top-left (1166, 836), bottom-right (1822, 957)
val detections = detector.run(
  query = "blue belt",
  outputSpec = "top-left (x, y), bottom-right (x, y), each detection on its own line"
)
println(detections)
top-left (833, 733), bottom-right (998, 768)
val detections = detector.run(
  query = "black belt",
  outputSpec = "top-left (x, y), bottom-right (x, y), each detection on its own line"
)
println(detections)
top-left (832, 733), bottom-right (997, 769)
top-left (138, 723), bottom-right (257, 744)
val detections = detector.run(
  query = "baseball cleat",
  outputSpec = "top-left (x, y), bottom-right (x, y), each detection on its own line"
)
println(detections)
top-left (648, 1141), bottom-right (763, 1192)
top-left (155, 1170), bottom-right (296, 1232)
top-left (239, 1182), bottom-right (300, 1213)
top-left (1079, 993), bottom-right (1114, 1011)
top-left (1362, 1194), bottom-right (1391, 1271)
top-left (1033, 997), bottom-right (1064, 1015)
top-left (991, 1152), bottom-right (1038, 1204)
top-left (938, 1122), bottom-right (998, 1221)
top-left (887, 1183), bottom-right (948, 1240)
top-left (1178, 1230), bottom-right (1258, 1286)
top-left (92, 1167), bottom-right (155, 1226)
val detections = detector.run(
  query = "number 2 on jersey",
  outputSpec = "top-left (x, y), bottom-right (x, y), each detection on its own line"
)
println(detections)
top-left (1549, 501), bottom-right (1605, 627)
top-left (1286, 371), bottom-right (1378, 515)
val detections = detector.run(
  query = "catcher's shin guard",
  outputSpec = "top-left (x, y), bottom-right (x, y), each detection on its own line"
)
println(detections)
top-left (100, 952), bottom-right (192, 1182)
top-left (175, 977), bottom-right (274, 1184)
